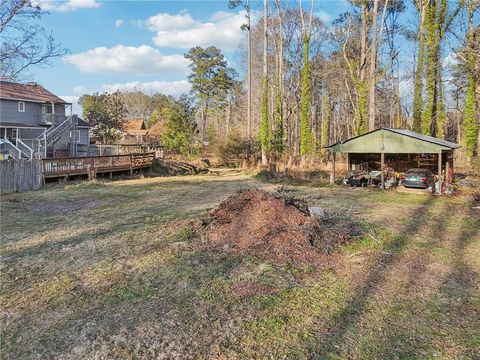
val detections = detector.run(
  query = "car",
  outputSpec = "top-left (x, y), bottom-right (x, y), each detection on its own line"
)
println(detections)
top-left (401, 168), bottom-right (434, 189)
top-left (343, 170), bottom-right (368, 187)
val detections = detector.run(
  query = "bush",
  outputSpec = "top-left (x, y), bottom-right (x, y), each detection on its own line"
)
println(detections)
top-left (213, 131), bottom-right (260, 167)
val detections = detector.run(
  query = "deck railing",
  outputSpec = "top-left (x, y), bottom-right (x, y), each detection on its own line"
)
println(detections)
top-left (42, 152), bottom-right (155, 178)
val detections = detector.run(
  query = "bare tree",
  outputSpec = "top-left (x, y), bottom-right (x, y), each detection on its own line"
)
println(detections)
top-left (0, 0), bottom-right (69, 81)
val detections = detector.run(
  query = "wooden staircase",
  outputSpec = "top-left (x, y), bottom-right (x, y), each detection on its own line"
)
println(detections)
top-left (34, 115), bottom-right (78, 158)
top-left (0, 138), bottom-right (22, 159)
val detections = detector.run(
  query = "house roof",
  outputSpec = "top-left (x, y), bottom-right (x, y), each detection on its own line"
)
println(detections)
top-left (0, 121), bottom-right (46, 129)
top-left (0, 81), bottom-right (70, 104)
top-left (146, 121), bottom-right (165, 138)
top-left (326, 128), bottom-right (460, 154)
top-left (127, 130), bottom-right (148, 136)
top-left (122, 119), bottom-right (146, 132)
top-left (76, 118), bottom-right (92, 127)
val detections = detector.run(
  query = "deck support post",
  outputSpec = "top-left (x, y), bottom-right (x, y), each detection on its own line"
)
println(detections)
top-left (438, 151), bottom-right (442, 194)
top-left (380, 152), bottom-right (385, 189)
top-left (129, 154), bottom-right (133, 176)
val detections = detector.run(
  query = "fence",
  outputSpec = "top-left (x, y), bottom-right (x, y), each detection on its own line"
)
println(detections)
top-left (0, 159), bottom-right (42, 194)
top-left (88, 144), bottom-right (163, 158)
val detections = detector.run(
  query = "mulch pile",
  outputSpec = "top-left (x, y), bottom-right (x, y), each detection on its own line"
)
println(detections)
top-left (196, 189), bottom-right (353, 265)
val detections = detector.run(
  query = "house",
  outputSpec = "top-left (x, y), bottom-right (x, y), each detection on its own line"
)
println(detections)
top-left (0, 81), bottom-right (91, 159)
top-left (145, 120), bottom-right (165, 145)
top-left (121, 119), bottom-right (148, 144)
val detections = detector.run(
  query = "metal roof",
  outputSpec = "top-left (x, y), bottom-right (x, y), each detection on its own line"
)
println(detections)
top-left (326, 128), bottom-right (460, 153)
top-left (384, 128), bottom-right (460, 149)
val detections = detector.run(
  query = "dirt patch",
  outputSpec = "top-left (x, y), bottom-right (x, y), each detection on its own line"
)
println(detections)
top-left (196, 189), bottom-right (352, 266)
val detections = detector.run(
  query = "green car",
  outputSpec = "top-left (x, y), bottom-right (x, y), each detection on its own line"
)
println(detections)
top-left (401, 168), bottom-right (434, 189)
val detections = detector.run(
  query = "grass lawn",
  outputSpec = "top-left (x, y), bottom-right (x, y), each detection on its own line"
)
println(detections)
top-left (1, 170), bottom-right (479, 359)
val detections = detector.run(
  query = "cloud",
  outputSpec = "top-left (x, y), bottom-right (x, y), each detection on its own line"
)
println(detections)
top-left (143, 11), bottom-right (246, 51)
top-left (64, 45), bottom-right (189, 75)
top-left (144, 12), bottom-right (195, 32)
top-left (73, 85), bottom-right (88, 94)
top-left (115, 19), bottom-right (124, 28)
top-left (101, 80), bottom-right (191, 97)
top-left (314, 10), bottom-right (333, 24)
top-left (37, 0), bottom-right (100, 12)
top-left (60, 96), bottom-right (82, 115)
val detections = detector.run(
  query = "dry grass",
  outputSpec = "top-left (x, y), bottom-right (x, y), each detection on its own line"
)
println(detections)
top-left (1, 170), bottom-right (479, 359)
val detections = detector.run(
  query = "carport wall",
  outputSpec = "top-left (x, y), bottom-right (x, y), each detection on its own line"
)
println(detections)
top-left (326, 128), bottom-right (460, 193)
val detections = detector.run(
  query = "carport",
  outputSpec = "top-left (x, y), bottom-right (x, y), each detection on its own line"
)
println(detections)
top-left (326, 128), bottom-right (461, 193)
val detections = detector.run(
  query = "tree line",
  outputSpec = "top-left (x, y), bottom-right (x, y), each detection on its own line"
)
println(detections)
top-left (1, 0), bottom-right (478, 167)
top-left (108, 0), bottom-right (474, 168)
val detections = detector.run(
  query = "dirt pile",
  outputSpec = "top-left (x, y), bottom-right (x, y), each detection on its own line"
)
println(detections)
top-left (198, 189), bottom-right (349, 265)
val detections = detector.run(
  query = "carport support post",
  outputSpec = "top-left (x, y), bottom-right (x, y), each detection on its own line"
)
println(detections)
top-left (438, 151), bottom-right (442, 194)
top-left (380, 152), bottom-right (385, 189)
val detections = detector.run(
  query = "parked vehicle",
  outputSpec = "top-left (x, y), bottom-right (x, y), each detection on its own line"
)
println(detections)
top-left (343, 170), bottom-right (368, 187)
top-left (401, 168), bottom-right (434, 189)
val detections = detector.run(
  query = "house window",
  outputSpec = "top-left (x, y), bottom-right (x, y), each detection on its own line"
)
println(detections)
top-left (18, 102), bottom-right (25, 112)
top-left (42, 104), bottom-right (52, 114)
top-left (12, 129), bottom-right (17, 140)
top-left (76, 130), bottom-right (81, 143)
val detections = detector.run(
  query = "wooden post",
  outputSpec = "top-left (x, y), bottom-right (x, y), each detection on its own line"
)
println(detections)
top-left (380, 152), bottom-right (385, 189)
top-left (438, 151), bottom-right (442, 194)
top-left (130, 154), bottom-right (133, 176)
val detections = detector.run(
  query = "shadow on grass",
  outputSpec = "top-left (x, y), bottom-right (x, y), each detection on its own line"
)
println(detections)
top-left (309, 195), bottom-right (480, 358)
top-left (308, 195), bottom-right (438, 358)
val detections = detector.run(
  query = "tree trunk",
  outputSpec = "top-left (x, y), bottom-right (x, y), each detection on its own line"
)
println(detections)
top-left (464, 7), bottom-right (477, 159)
top-left (260, 0), bottom-right (269, 166)
top-left (368, 0), bottom-right (379, 131)
top-left (422, 0), bottom-right (438, 135)
top-left (299, 0), bottom-right (314, 158)
top-left (412, 1), bottom-right (426, 132)
top-left (247, 0), bottom-right (252, 139)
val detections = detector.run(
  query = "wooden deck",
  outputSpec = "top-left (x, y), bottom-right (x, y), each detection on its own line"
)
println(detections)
top-left (42, 153), bottom-right (155, 178)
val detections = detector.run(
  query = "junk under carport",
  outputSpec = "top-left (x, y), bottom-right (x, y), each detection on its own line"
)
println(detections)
top-left (326, 128), bottom-right (461, 194)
